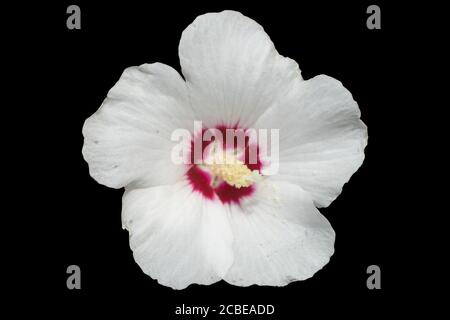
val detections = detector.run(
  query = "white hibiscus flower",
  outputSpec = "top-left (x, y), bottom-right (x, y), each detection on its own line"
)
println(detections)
top-left (82, 10), bottom-right (367, 289)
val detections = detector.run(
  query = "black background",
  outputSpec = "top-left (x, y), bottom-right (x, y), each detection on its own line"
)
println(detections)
top-left (12, 0), bottom-right (413, 317)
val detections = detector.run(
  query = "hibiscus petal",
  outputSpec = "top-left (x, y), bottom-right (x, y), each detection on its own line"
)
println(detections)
top-left (82, 63), bottom-right (194, 189)
top-left (122, 181), bottom-right (233, 289)
top-left (179, 10), bottom-right (302, 128)
top-left (255, 75), bottom-right (368, 207)
top-left (224, 181), bottom-right (335, 286)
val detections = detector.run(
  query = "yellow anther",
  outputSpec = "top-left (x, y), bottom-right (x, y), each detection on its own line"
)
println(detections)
top-left (206, 152), bottom-right (260, 188)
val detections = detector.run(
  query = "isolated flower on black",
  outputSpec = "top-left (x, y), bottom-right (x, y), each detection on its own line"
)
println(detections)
top-left (82, 10), bottom-right (367, 289)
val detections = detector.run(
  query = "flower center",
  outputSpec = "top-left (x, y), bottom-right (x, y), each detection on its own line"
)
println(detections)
top-left (186, 125), bottom-right (263, 204)
top-left (205, 145), bottom-right (261, 189)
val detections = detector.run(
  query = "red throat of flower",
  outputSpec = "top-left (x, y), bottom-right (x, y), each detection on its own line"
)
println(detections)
top-left (186, 126), bottom-right (263, 205)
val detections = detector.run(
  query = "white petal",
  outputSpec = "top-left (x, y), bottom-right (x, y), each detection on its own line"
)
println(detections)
top-left (122, 181), bottom-right (233, 289)
top-left (82, 63), bottom-right (193, 189)
top-left (224, 180), bottom-right (335, 286)
top-left (179, 10), bottom-right (302, 128)
top-left (255, 75), bottom-right (368, 207)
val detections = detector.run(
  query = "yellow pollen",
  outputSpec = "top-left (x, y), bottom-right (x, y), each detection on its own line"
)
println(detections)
top-left (206, 152), bottom-right (260, 188)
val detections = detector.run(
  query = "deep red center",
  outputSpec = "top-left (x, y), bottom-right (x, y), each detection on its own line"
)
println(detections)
top-left (186, 126), bottom-right (262, 205)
